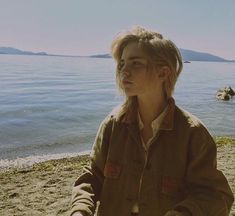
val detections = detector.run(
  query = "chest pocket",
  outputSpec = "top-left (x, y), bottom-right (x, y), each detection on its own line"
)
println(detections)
top-left (104, 161), bottom-right (122, 179)
top-left (159, 175), bottom-right (185, 213)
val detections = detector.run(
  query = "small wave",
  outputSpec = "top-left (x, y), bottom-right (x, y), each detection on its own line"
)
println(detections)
top-left (0, 150), bottom-right (91, 171)
top-left (0, 133), bottom-right (95, 160)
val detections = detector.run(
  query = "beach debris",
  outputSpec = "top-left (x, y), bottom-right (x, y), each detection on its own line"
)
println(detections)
top-left (216, 86), bottom-right (235, 101)
top-left (9, 192), bottom-right (19, 198)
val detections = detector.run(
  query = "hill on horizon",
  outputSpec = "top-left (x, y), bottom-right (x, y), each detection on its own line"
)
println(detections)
top-left (0, 47), bottom-right (48, 56)
top-left (0, 46), bottom-right (234, 62)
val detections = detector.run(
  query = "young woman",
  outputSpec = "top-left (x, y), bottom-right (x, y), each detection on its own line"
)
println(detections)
top-left (70, 27), bottom-right (234, 216)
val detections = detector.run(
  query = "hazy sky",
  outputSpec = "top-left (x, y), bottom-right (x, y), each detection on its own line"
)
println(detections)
top-left (1, 0), bottom-right (235, 59)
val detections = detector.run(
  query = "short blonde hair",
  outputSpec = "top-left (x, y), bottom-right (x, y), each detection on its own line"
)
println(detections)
top-left (111, 26), bottom-right (183, 120)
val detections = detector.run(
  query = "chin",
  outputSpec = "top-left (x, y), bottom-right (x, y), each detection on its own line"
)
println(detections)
top-left (123, 91), bottom-right (137, 97)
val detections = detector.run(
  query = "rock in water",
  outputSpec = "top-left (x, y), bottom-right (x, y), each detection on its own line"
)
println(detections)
top-left (225, 86), bottom-right (235, 96)
top-left (216, 86), bottom-right (235, 101)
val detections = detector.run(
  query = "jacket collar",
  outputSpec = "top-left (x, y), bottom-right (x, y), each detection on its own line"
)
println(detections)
top-left (121, 97), bottom-right (175, 131)
top-left (159, 97), bottom-right (175, 130)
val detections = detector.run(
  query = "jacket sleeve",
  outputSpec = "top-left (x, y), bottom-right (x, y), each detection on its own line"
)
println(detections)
top-left (173, 125), bottom-right (234, 216)
top-left (70, 116), bottom-right (113, 216)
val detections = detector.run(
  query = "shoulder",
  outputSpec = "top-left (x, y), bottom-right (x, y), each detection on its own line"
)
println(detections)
top-left (98, 104), bottom-right (122, 131)
top-left (175, 105), bottom-right (214, 140)
top-left (106, 103), bottom-right (125, 123)
top-left (109, 104), bottom-right (123, 118)
top-left (175, 106), bottom-right (215, 151)
top-left (175, 105), bottom-right (207, 130)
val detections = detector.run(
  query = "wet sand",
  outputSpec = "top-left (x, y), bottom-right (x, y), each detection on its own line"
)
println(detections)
top-left (0, 140), bottom-right (234, 216)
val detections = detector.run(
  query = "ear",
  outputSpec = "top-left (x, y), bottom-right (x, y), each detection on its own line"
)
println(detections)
top-left (158, 66), bottom-right (170, 81)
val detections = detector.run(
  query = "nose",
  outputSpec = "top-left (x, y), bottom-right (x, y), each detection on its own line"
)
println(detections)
top-left (121, 64), bottom-right (131, 77)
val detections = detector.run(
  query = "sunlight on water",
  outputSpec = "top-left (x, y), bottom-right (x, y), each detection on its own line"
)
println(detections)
top-left (0, 55), bottom-right (234, 166)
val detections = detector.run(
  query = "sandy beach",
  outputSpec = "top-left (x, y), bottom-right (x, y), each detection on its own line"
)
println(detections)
top-left (0, 138), bottom-right (234, 216)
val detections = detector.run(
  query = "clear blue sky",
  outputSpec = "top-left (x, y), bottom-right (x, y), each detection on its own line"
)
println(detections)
top-left (1, 0), bottom-right (235, 59)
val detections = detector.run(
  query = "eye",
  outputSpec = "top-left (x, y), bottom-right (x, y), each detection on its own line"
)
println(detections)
top-left (132, 61), bottom-right (144, 67)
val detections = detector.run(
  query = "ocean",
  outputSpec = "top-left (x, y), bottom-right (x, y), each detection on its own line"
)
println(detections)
top-left (0, 55), bottom-right (234, 168)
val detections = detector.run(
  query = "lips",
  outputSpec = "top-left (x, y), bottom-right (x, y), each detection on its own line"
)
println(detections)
top-left (122, 79), bottom-right (133, 85)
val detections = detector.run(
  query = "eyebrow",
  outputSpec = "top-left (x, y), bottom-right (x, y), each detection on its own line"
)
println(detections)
top-left (120, 56), bottom-right (146, 61)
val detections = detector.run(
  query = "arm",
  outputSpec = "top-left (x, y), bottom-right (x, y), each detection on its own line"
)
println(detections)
top-left (70, 116), bottom-right (113, 216)
top-left (172, 126), bottom-right (234, 216)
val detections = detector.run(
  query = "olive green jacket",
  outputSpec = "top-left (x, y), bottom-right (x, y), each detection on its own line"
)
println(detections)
top-left (71, 99), bottom-right (234, 216)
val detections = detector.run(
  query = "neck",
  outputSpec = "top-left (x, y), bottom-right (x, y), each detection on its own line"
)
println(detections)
top-left (137, 94), bottom-right (167, 125)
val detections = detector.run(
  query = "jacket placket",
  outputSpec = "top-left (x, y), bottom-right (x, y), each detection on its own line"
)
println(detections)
top-left (128, 123), bottom-right (161, 214)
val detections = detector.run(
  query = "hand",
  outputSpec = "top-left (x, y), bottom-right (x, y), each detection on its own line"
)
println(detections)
top-left (164, 210), bottom-right (185, 216)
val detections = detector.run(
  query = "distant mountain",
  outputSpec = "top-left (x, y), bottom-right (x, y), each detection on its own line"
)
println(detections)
top-left (0, 46), bottom-right (234, 62)
top-left (89, 49), bottom-right (235, 62)
top-left (0, 47), bottom-right (48, 56)
top-left (89, 54), bottom-right (111, 58)
top-left (179, 49), bottom-right (234, 62)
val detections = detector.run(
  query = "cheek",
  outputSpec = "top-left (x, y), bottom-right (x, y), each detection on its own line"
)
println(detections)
top-left (135, 71), bottom-right (148, 81)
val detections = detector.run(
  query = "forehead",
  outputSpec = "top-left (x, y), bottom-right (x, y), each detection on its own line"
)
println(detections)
top-left (121, 42), bottom-right (147, 60)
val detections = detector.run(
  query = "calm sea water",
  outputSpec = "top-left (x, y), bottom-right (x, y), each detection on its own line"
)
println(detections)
top-left (0, 55), bottom-right (234, 167)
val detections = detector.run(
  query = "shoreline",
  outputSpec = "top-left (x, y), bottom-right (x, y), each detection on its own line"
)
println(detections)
top-left (0, 150), bottom-right (91, 171)
top-left (0, 136), bottom-right (234, 215)
top-left (1, 136), bottom-right (234, 171)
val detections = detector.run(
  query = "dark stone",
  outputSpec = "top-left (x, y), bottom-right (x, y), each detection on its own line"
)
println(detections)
top-left (216, 86), bottom-right (234, 101)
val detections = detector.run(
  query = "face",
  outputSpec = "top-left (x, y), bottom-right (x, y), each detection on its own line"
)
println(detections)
top-left (118, 42), bottom-right (164, 99)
